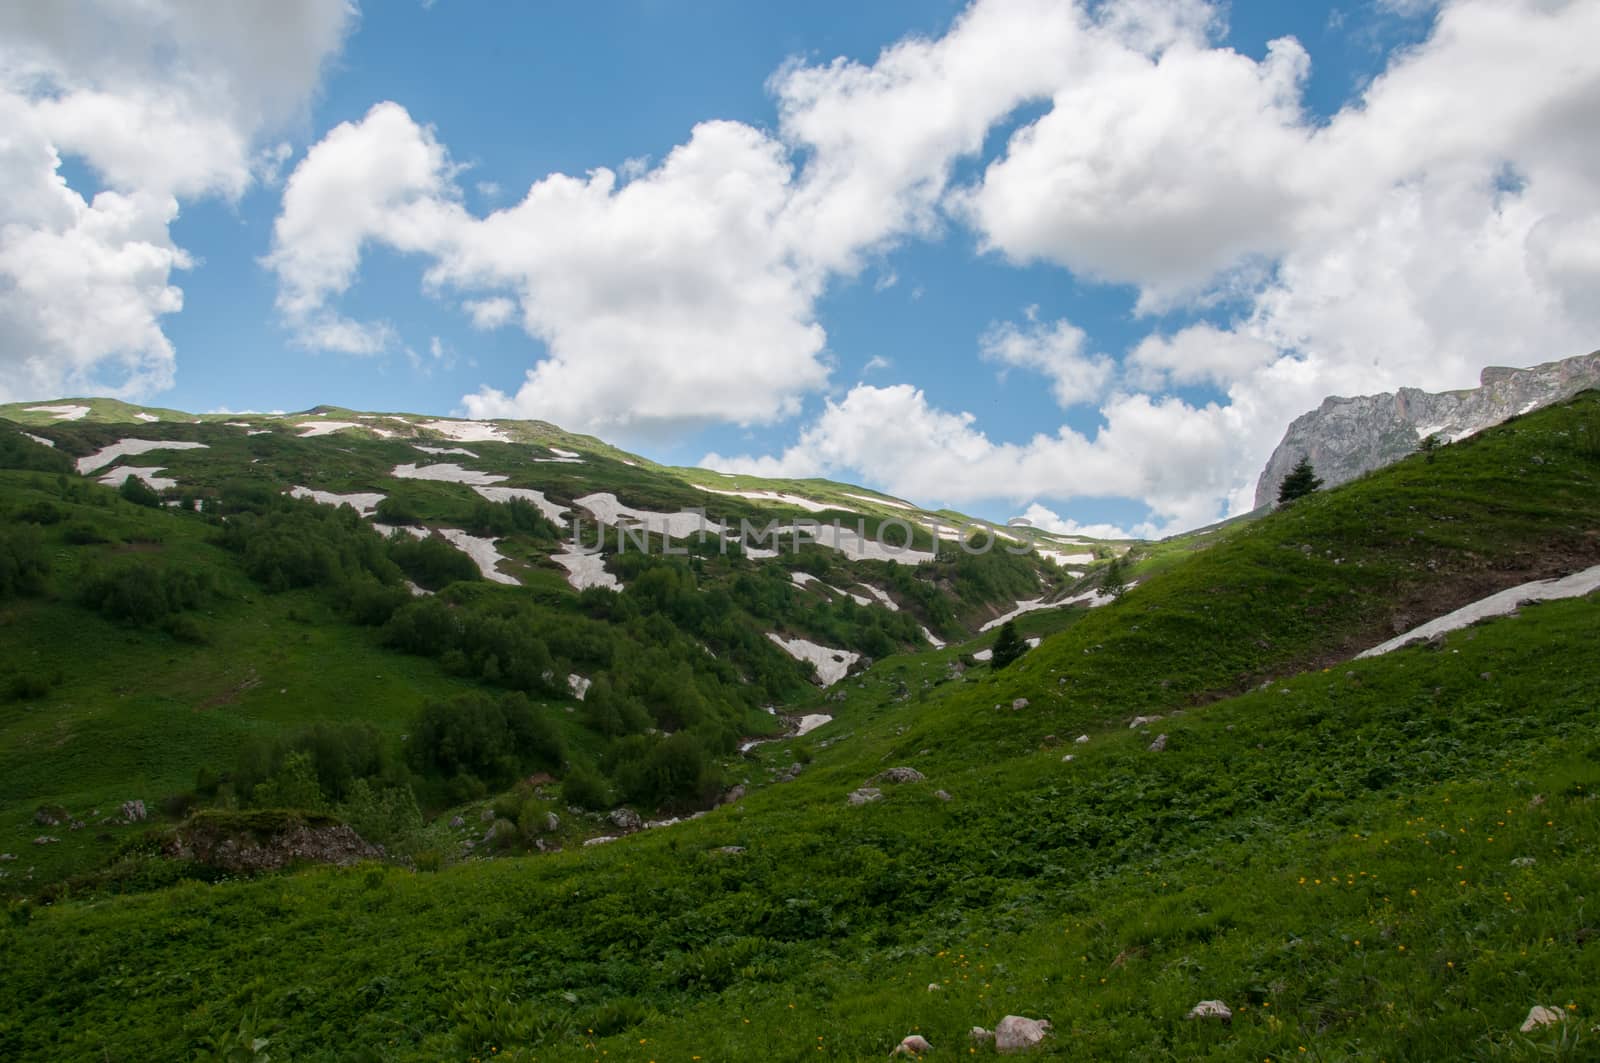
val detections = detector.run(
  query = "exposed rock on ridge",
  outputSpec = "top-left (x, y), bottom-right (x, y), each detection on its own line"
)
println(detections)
top-left (1255, 351), bottom-right (1600, 508)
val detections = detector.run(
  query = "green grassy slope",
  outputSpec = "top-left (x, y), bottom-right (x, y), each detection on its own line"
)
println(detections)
top-left (0, 396), bottom-right (1596, 1058)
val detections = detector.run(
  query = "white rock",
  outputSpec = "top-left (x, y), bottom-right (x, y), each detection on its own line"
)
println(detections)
top-left (1148, 733), bottom-right (1168, 752)
top-left (1521, 1005), bottom-right (1565, 1032)
top-left (892, 1035), bottom-right (933, 1056)
top-left (1129, 715), bottom-right (1164, 728)
top-left (1074, 734), bottom-right (1090, 744)
top-left (847, 787), bottom-right (882, 806)
top-left (1060, 755), bottom-right (1075, 763)
top-left (995, 1015), bottom-right (1052, 1053)
top-left (1012, 697), bottom-right (1029, 710)
top-left (1186, 1000), bottom-right (1232, 1022)
top-left (969, 1027), bottom-right (994, 1044)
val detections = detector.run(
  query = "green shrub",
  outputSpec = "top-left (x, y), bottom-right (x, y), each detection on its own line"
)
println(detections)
top-left (561, 763), bottom-right (611, 811)
top-left (117, 475), bottom-right (161, 508)
top-left (388, 534), bottom-right (481, 590)
top-left (408, 692), bottom-right (565, 790)
top-left (78, 561), bottom-right (208, 624)
top-left (0, 524), bottom-right (50, 597)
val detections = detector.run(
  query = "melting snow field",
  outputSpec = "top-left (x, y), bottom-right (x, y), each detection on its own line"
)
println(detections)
top-left (99, 467), bottom-right (177, 491)
top-left (843, 492), bottom-right (914, 510)
top-left (1359, 564), bottom-right (1600, 659)
top-left (373, 523), bottom-right (429, 539)
top-left (553, 548), bottom-right (622, 591)
top-left (567, 674), bottom-right (592, 700)
top-left (76, 439), bottom-right (208, 474)
top-left (288, 486), bottom-right (386, 517)
top-left (801, 523), bottom-right (935, 565)
top-left (973, 636), bottom-right (1040, 661)
top-left (413, 444), bottom-right (478, 458)
top-left (420, 419), bottom-right (509, 443)
top-left (578, 493), bottom-right (728, 539)
top-left (980, 598), bottom-right (1059, 632)
top-left (296, 421), bottom-right (363, 437)
top-left (549, 447), bottom-right (581, 459)
top-left (699, 486), bottom-right (834, 513)
top-left (1038, 549), bottom-right (1096, 567)
top-left (134, 412), bottom-right (159, 422)
top-left (857, 584), bottom-right (899, 611)
top-left (922, 626), bottom-right (946, 648)
top-left (794, 713), bottom-right (831, 736)
top-left (436, 529), bottom-right (519, 585)
top-left (25, 404), bottom-right (89, 421)
top-left (472, 486), bottom-right (569, 524)
top-left (767, 634), bottom-right (860, 687)
top-left (391, 463), bottom-right (507, 487)
top-left (23, 433), bottom-right (54, 448)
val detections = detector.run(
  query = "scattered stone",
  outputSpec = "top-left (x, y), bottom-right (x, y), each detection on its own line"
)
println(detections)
top-left (1060, 755), bottom-right (1075, 763)
top-left (1075, 734), bottom-right (1090, 744)
top-left (1186, 1000), bottom-right (1232, 1023)
top-left (0, 853), bottom-right (13, 861)
top-left (1148, 733), bottom-right (1168, 752)
top-left (933, 790), bottom-right (952, 802)
top-left (582, 836), bottom-right (617, 847)
top-left (713, 845), bottom-right (746, 855)
top-left (995, 1015), bottom-right (1052, 1053)
top-left (720, 784), bottom-right (747, 806)
top-left (32, 807), bottom-right (65, 827)
top-left (542, 812), bottom-right (561, 833)
top-left (892, 1034), bottom-right (933, 1056)
top-left (449, 815), bottom-right (465, 828)
top-left (33, 836), bottom-right (59, 846)
top-left (775, 763), bottom-right (804, 782)
top-left (1511, 856), bottom-right (1537, 868)
top-left (875, 767), bottom-right (926, 784)
top-left (927, 983), bottom-right (941, 992)
top-left (1129, 714), bottom-right (1164, 728)
top-left (1041, 734), bottom-right (1059, 747)
top-left (969, 1027), bottom-right (994, 1045)
top-left (1012, 698), bottom-right (1030, 710)
top-left (847, 787), bottom-right (883, 806)
top-left (1521, 1005), bottom-right (1565, 1032)
top-left (608, 808), bottom-right (643, 831)
top-left (480, 808), bottom-right (496, 823)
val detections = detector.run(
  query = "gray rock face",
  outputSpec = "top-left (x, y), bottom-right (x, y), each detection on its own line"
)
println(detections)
top-left (607, 808), bottom-right (642, 831)
top-left (1254, 351), bottom-right (1600, 508)
top-left (874, 767), bottom-right (926, 784)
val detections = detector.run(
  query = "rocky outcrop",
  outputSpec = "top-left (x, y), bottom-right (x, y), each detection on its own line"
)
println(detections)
top-left (995, 1015), bottom-right (1052, 1053)
top-left (164, 811), bottom-right (381, 874)
top-left (1254, 351), bottom-right (1600, 508)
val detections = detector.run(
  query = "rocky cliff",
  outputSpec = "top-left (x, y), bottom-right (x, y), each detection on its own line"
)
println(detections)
top-left (1255, 350), bottom-right (1600, 508)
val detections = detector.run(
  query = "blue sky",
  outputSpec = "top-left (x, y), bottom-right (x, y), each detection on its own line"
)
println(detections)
top-left (4, 1), bottom-right (1596, 535)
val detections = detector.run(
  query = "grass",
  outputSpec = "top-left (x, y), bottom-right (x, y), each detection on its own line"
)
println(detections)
top-left (1, 392), bottom-right (1598, 1060)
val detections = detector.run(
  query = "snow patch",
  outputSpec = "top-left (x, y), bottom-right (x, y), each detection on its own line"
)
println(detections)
top-left (1039, 550), bottom-right (1096, 567)
top-left (295, 421), bottom-right (363, 437)
top-left (981, 598), bottom-right (1058, 632)
top-left (288, 486), bottom-right (386, 517)
top-left (553, 548), bottom-right (621, 591)
top-left (699, 486), bottom-right (834, 513)
top-left (436, 529), bottom-right (519, 585)
top-left (842, 492), bottom-right (914, 510)
top-left (134, 412), bottom-right (159, 422)
top-left (25, 404), bottom-right (89, 421)
top-left (392, 462), bottom-right (507, 487)
top-left (578, 492), bottom-right (727, 539)
top-left (22, 432), bottom-right (54, 448)
top-left (1359, 564), bottom-right (1600, 659)
top-left (413, 444), bottom-right (478, 458)
top-left (857, 584), bottom-right (899, 611)
top-left (922, 626), bottom-right (946, 648)
top-left (471, 485), bottom-right (569, 524)
top-left (76, 439), bottom-right (208, 474)
top-left (419, 419), bottom-right (509, 443)
top-left (98, 467), bottom-right (176, 491)
top-left (794, 713), bottom-right (831, 736)
top-left (567, 674), bottom-right (592, 700)
top-left (767, 634), bottom-right (860, 687)
top-left (373, 523), bottom-right (429, 540)
top-left (548, 446), bottom-right (581, 459)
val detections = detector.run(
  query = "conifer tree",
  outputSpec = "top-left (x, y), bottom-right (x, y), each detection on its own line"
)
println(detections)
top-left (989, 620), bottom-right (1027, 670)
top-left (1277, 456), bottom-right (1324, 505)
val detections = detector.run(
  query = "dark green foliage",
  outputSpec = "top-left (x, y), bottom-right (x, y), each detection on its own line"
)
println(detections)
top-left (387, 533), bottom-right (480, 590)
top-left (560, 762), bottom-right (611, 810)
top-left (0, 430), bottom-right (73, 473)
top-left (988, 619), bottom-right (1027, 670)
top-left (0, 523), bottom-right (50, 597)
top-left (220, 495), bottom-right (399, 592)
top-left (234, 722), bottom-right (398, 809)
top-left (14, 499), bottom-right (63, 524)
top-left (78, 561), bottom-right (208, 624)
top-left (373, 493), bottom-right (423, 525)
top-left (117, 475), bottom-right (162, 508)
top-left (1276, 455), bottom-right (1324, 504)
top-left (336, 778), bottom-right (424, 849)
top-left (610, 732), bottom-right (723, 809)
top-left (1099, 553), bottom-right (1129, 599)
top-left (1417, 432), bottom-right (1444, 462)
top-left (468, 497), bottom-right (557, 540)
top-left (408, 692), bottom-right (565, 792)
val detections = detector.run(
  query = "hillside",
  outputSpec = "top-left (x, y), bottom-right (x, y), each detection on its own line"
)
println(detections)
top-left (2, 392), bottom-right (1599, 1060)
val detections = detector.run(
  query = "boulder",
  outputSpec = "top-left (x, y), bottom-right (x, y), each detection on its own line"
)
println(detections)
top-left (1060, 755), bottom-right (1075, 763)
top-left (892, 1034), bottom-right (933, 1056)
top-left (1521, 1005), bottom-right (1565, 1033)
top-left (121, 799), bottom-right (147, 822)
top-left (847, 787), bottom-right (883, 806)
top-left (969, 1027), bottom-right (994, 1045)
top-left (1012, 698), bottom-right (1030, 710)
top-left (1148, 733), bottom-right (1168, 752)
top-left (875, 767), bottom-right (926, 784)
top-left (33, 836), bottom-right (59, 845)
top-left (1185, 1000), bottom-right (1232, 1023)
top-left (1511, 856), bottom-right (1537, 868)
top-left (933, 790), bottom-right (952, 802)
top-left (713, 845), bottom-right (746, 855)
top-left (542, 811), bottom-right (561, 833)
top-left (449, 815), bottom-right (465, 828)
top-left (720, 784), bottom-right (747, 806)
top-left (1074, 734), bottom-right (1090, 744)
top-left (995, 1015), bottom-right (1052, 1053)
top-left (1129, 714), bottom-right (1164, 728)
top-left (608, 808), bottom-right (643, 831)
